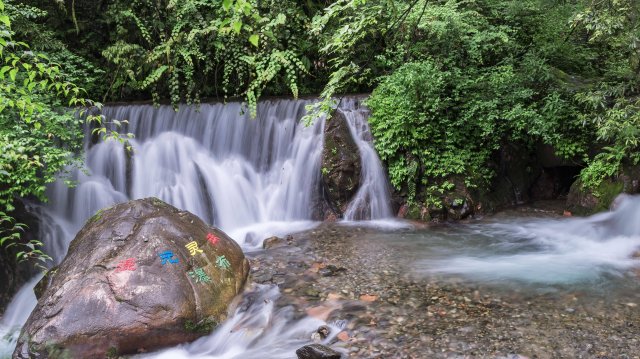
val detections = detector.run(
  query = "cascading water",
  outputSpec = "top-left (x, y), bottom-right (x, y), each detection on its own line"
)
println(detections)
top-left (47, 99), bottom-right (327, 251)
top-left (340, 98), bottom-right (393, 221)
top-left (0, 97), bottom-right (393, 358)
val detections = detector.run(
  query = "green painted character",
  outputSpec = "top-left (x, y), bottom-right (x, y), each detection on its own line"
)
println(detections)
top-left (216, 255), bottom-right (231, 270)
top-left (188, 267), bottom-right (212, 284)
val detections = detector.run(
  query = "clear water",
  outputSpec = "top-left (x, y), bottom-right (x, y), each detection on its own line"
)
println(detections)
top-left (382, 198), bottom-right (640, 293)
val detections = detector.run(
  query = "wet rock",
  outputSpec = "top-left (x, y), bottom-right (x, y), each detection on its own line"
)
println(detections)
top-left (320, 109), bottom-right (362, 218)
top-left (567, 178), bottom-right (623, 214)
top-left (319, 264), bottom-right (346, 277)
top-left (263, 236), bottom-right (286, 249)
top-left (398, 177), bottom-right (474, 222)
top-left (296, 344), bottom-right (341, 359)
top-left (13, 198), bottom-right (250, 359)
top-left (311, 325), bottom-right (331, 342)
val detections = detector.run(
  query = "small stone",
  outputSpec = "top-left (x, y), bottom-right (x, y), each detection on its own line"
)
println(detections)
top-left (360, 294), bottom-right (378, 302)
top-left (305, 288), bottom-right (321, 298)
top-left (337, 331), bottom-right (350, 342)
top-left (263, 236), bottom-right (285, 249)
top-left (296, 344), bottom-right (341, 359)
top-left (306, 305), bottom-right (335, 321)
top-left (316, 325), bottom-right (330, 339)
top-left (319, 265), bottom-right (346, 277)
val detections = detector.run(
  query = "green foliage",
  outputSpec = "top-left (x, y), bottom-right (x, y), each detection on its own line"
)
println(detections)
top-left (570, 0), bottom-right (640, 190)
top-left (3, 0), bottom-right (108, 99)
top-left (1, 0), bottom-right (638, 225)
top-left (103, 0), bottom-right (309, 114)
top-left (0, 0), bottom-right (130, 265)
top-left (361, 0), bottom-right (589, 200)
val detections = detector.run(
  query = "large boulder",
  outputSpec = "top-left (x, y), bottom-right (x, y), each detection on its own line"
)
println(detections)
top-left (13, 198), bottom-right (249, 358)
top-left (320, 109), bottom-right (362, 218)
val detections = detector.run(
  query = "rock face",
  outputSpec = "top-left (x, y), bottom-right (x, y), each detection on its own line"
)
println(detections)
top-left (13, 198), bottom-right (249, 358)
top-left (321, 109), bottom-right (362, 218)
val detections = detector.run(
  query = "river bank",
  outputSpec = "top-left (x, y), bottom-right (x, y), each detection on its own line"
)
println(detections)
top-left (249, 206), bottom-right (640, 358)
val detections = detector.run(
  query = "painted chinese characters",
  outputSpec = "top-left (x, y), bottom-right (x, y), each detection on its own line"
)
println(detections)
top-left (206, 233), bottom-right (220, 245)
top-left (115, 258), bottom-right (136, 272)
top-left (188, 267), bottom-right (212, 284)
top-left (185, 241), bottom-right (203, 256)
top-left (159, 250), bottom-right (179, 265)
top-left (216, 255), bottom-right (231, 270)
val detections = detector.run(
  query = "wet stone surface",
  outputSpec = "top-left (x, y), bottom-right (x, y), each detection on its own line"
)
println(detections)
top-left (250, 222), bottom-right (640, 359)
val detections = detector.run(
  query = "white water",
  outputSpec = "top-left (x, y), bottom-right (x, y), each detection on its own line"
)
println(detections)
top-left (0, 98), bottom-right (393, 358)
top-left (140, 284), bottom-right (345, 359)
top-left (341, 98), bottom-right (393, 220)
top-left (414, 196), bottom-right (640, 285)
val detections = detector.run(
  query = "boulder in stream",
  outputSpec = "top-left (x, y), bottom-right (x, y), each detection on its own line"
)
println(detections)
top-left (13, 198), bottom-right (249, 358)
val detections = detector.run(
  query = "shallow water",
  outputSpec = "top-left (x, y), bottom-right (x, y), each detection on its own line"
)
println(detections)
top-left (361, 199), bottom-right (640, 298)
top-left (4, 201), bottom-right (640, 357)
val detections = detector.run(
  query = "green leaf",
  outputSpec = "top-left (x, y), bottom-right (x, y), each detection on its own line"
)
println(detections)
top-left (222, 0), bottom-right (232, 12)
top-left (0, 14), bottom-right (9, 27)
top-left (233, 21), bottom-right (242, 34)
top-left (249, 34), bottom-right (259, 47)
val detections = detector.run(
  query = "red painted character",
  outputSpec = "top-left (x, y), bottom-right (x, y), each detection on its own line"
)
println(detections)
top-left (206, 233), bottom-right (220, 245)
top-left (115, 258), bottom-right (136, 272)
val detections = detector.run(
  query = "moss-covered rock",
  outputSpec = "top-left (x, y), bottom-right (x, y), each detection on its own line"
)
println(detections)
top-left (567, 178), bottom-right (625, 215)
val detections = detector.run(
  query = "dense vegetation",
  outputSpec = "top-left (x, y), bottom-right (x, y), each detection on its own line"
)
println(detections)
top-left (1, 0), bottom-right (639, 260)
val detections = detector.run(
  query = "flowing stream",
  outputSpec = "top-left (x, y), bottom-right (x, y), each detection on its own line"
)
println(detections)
top-left (3, 97), bottom-right (640, 358)
top-left (0, 97), bottom-right (393, 358)
top-left (384, 198), bottom-right (640, 291)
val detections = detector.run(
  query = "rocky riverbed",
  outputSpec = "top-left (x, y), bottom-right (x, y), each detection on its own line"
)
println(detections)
top-left (248, 209), bottom-right (640, 358)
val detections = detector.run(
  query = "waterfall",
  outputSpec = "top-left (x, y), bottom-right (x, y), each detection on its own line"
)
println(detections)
top-left (0, 97), bottom-right (395, 358)
top-left (340, 98), bottom-right (393, 220)
top-left (41, 99), bottom-right (328, 257)
top-left (37, 97), bottom-right (393, 259)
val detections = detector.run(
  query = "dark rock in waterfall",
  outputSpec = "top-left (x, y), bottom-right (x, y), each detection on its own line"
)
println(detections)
top-left (13, 198), bottom-right (250, 359)
top-left (318, 264), bottom-right (346, 277)
top-left (320, 109), bottom-right (362, 218)
top-left (296, 343), bottom-right (342, 359)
